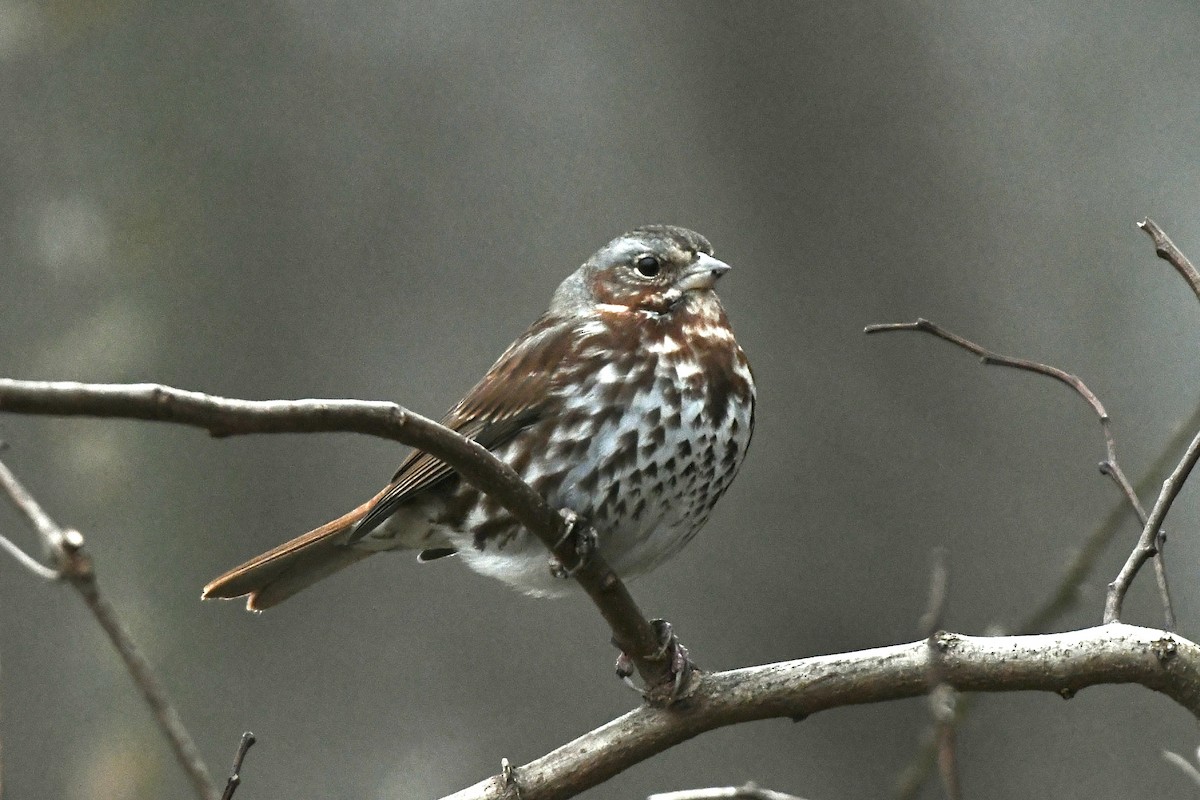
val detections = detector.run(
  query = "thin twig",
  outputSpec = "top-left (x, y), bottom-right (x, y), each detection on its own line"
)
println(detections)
top-left (1139, 218), bottom-right (1200, 305)
top-left (1105, 425), bottom-right (1200, 623)
top-left (0, 457), bottom-right (219, 800)
top-left (0, 531), bottom-right (59, 580)
top-left (895, 399), bottom-right (1200, 799)
top-left (863, 319), bottom-right (1109, 419)
top-left (919, 548), bottom-right (961, 800)
top-left (439, 623), bottom-right (1200, 800)
top-left (0, 379), bottom-right (678, 696)
top-left (1163, 748), bottom-right (1200, 789)
top-left (919, 547), bottom-right (950, 638)
top-left (1023, 402), bottom-right (1200, 633)
top-left (869, 317), bottom-right (1184, 799)
top-left (863, 319), bottom-right (1176, 625)
top-left (0, 455), bottom-right (64, 545)
top-left (1100, 220), bottom-right (1200, 623)
top-left (220, 732), bottom-right (256, 800)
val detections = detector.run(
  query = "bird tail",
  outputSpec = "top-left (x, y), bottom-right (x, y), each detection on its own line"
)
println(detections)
top-left (202, 487), bottom-right (388, 611)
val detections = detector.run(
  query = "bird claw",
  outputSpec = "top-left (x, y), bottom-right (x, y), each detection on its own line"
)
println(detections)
top-left (548, 509), bottom-right (597, 579)
top-left (613, 619), bottom-right (695, 702)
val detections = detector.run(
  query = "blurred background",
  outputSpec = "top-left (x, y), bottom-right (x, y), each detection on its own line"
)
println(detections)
top-left (4, 2), bottom-right (1200, 798)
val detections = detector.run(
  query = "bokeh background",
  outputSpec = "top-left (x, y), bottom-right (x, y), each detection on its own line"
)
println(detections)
top-left (4, 2), bottom-right (1200, 798)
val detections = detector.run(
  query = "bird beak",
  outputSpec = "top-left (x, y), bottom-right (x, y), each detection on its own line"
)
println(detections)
top-left (676, 253), bottom-right (732, 292)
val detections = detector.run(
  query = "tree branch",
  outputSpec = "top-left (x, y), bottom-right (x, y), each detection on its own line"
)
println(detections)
top-left (438, 624), bottom-right (1200, 800)
top-left (1138, 218), bottom-right (1200, 304)
top-left (1104, 424), bottom-right (1200, 623)
top-left (918, 548), bottom-right (961, 800)
top-left (0, 457), bottom-right (220, 800)
top-left (220, 732), bottom-right (256, 800)
top-left (862, 318), bottom-right (1175, 626)
top-left (894, 399), bottom-right (1200, 799)
top-left (0, 379), bottom-right (678, 695)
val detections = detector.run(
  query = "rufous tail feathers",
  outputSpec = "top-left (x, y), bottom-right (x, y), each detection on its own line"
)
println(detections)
top-left (202, 488), bottom-right (388, 611)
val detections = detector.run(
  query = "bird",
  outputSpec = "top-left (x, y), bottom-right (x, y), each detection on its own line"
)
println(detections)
top-left (203, 225), bottom-right (755, 610)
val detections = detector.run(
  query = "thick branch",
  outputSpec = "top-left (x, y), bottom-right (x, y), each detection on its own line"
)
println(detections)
top-left (440, 624), bottom-right (1200, 800)
top-left (0, 380), bottom-right (676, 693)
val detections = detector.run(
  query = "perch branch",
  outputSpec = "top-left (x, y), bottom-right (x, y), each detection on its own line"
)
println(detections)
top-left (1104, 220), bottom-right (1200, 622)
top-left (1104, 425), bottom-right (1200, 622)
top-left (0, 379), bottom-right (677, 696)
top-left (0, 457), bottom-right (219, 800)
top-left (439, 624), bottom-right (1200, 800)
top-left (220, 732), bottom-right (256, 800)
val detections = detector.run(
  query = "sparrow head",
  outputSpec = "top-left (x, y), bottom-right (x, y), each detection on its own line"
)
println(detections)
top-left (552, 225), bottom-right (732, 316)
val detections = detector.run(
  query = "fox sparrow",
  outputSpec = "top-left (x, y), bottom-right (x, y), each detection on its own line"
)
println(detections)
top-left (203, 225), bottom-right (755, 610)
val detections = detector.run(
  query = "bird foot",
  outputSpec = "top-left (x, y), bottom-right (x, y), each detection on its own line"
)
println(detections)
top-left (548, 509), bottom-right (597, 579)
top-left (614, 619), bottom-right (695, 703)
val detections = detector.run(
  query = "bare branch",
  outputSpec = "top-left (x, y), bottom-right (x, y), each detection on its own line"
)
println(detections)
top-left (863, 319), bottom-right (1109, 421)
top-left (440, 624), bottom-right (1200, 800)
top-left (220, 732), bottom-right (256, 800)
top-left (0, 379), bottom-right (678, 695)
top-left (1023, 401), bottom-right (1200, 633)
top-left (1099, 461), bottom-right (1176, 630)
top-left (883, 221), bottom-right (1200, 797)
top-left (862, 320), bottom-right (1177, 626)
top-left (1105, 425), bottom-right (1200, 623)
top-left (647, 783), bottom-right (808, 800)
top-left (0, 530), bottom-right (59, 580)
top-left (1138, 218), bottom-right (1200, 305)
top-left (0, 453), bottom-right (65, 548)
top-left (0, 457), bottom-right (219, 800)
top-left (896, 401), bottom-right (1200, 798)
top-left (1162, 748), bottom-right (1200, 789)
top-left (919, 547), bottom-right (950, 638)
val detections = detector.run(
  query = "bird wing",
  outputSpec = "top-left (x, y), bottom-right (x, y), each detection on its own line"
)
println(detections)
top-left (350, 313), bottom-right (578, 540)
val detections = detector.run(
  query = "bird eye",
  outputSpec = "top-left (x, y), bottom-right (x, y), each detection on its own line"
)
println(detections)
top-left (634, 254), bottom-right (661, 277)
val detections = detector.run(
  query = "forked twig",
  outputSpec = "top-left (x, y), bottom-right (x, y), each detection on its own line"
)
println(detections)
top-left (1139, 218), bottom-right (1200, 305)
top-left (0, 457), bottom-right (219, 800)
top-left (867, 317), bottom-right (1184, 799)
top-left (441, 623), bottom-right (1200, 800)
top-left (890, 219), bottom-right (1200, 798)
top-left (220, 732), bottom-right (256, 800)
top-left (1162, 747), bottom-right (1200, 789)
top-left (863, 318), bottom-right (1174, 625)
top-left (1104, 428), bottom-right (1200, 623)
